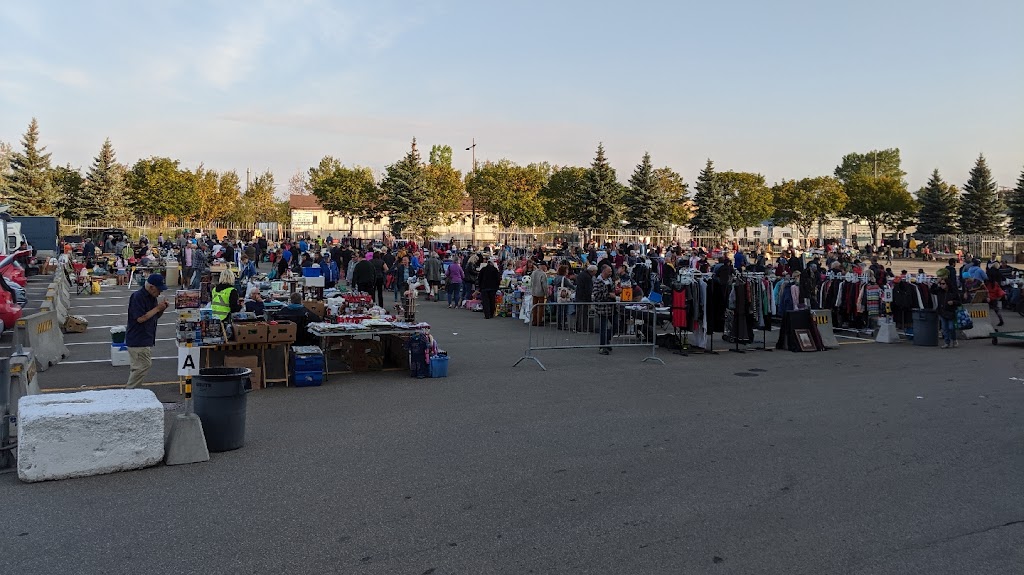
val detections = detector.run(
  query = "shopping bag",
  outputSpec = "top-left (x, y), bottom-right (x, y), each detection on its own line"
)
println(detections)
top-left (875, 319), bottom-right (899, 343)
top-left (955, 306), bottom-right (973, 330)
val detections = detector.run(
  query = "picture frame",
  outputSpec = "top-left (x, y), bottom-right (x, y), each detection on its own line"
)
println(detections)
top-left (795, 329), bottom-right (816, 352)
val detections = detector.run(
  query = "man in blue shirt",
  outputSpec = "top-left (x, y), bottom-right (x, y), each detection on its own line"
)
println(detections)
top-left (125, 274), bottom-right (169, 389)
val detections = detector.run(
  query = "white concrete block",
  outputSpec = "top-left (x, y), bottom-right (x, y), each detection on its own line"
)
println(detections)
top-left (18, 389), bottom-right (165, 482)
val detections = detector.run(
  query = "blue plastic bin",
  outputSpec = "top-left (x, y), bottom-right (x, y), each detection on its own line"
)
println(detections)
top-left (292, 370), bottom-right (323, 387)
top-left (302, 266), bottom-right (322, 277)
top-left (429, 355), bottom-right (449, 378)
top-left (291, 353), bottom-right (324, 372)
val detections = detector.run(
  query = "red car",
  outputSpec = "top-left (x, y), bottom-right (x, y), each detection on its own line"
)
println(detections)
top-left (0, 250), bottom-right (29, 287)
top-left (0, 252), bottom-right (26, 331)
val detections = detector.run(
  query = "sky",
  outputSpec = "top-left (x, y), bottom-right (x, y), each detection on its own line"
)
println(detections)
top-left (1, 0), bottom-right (1022, 196)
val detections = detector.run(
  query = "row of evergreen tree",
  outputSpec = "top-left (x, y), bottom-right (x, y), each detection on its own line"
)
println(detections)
top-left (2, 118), bottom-right (1022, 239)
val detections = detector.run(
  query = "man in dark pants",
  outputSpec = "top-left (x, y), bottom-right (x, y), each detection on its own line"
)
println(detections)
top-left (477, 258), bottom-right (501, 319)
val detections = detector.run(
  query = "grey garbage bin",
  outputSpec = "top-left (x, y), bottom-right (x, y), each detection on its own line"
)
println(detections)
top-left (193, 367), bottom-right (252, 452)
top-left (912, 309), bottom-right (938, 347)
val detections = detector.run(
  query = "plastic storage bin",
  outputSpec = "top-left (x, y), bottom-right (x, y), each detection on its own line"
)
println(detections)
top-left (110, 344), bottom-right (130, 366)
top-left (292, 370), bottom-right (324, 387)
top-left (291, 354), bottom-right (325, 372)
top-left (429, 355), bottom-right (449, 378)
top-left (302, 266), bottom-right (322, 277)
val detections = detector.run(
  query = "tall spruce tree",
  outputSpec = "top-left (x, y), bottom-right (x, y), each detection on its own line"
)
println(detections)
top-left (625, 152), bottom-right (671, 230)
top-left (380, 138), bottom-right (429, 238)
top-left (689, 159), bottom-right (727, 238)
top-left (958, 154), bottom-right (1005, 234)
top-left (80, 138), bottom-right (126, 220)
top-left (0, 141), bottom-right (12, 205)
top-left (1008, 167), bottom-right (1024, 235)
top-left (579, 143), bottom-right (622, 228)
top-left (915, 168), bottom-right (959, 236)
top-left (7, 118), bottom-right (59, 215)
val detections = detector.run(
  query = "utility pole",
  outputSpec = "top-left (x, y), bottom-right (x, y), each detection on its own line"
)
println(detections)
top-left (466, 138), bottom-right (477, 247)
top-left (246, 168), bottom-right (251, 192)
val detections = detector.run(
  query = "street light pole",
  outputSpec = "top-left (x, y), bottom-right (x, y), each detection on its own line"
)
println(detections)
top-left (466, 138), bottom-right (477, 247)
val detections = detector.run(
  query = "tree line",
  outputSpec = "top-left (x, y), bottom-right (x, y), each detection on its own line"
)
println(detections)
top-left (0, 118), bottom-right (289, 223)
top-left (2, 118), bottom-right (1022, 241)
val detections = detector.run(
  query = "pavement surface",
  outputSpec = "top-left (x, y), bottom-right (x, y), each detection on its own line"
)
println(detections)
top-left (2, 271), bottom-right (1023, 574)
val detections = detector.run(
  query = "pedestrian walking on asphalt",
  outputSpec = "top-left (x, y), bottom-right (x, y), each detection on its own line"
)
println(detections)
top-left (125, 274), bottom-right (169, 389)
top-left (931, 277), bottom-right (962, 349)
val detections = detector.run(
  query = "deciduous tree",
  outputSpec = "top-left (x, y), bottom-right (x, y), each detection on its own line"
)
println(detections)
top-left (309, 159), bottom-right (380, 237)
top-left (772, 176), bottom-right (847, 244)
top-left (719, 171), bottom-right (772, 237)
top-left (51, 164), bottom-right (84, 220)
top-left (126, 157), bottom-right (198, 218)
top-left (841, 175), bottom-right (917, 243)
top-left (653, 167), bottom-right (690, 226)
top-left (541, 166), bottom-right (588, 225)
top-left (834, 148), bottom-right (906, 184)
top-left (466, 159), bottom-right (546, 227)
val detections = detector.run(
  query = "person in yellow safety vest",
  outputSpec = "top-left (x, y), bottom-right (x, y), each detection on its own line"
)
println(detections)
top-left (210, 268), bottom-right (242, 321)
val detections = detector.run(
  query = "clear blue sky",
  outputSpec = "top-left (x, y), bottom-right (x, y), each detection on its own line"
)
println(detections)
top-left (2, 0), bottom-right (1022, 195)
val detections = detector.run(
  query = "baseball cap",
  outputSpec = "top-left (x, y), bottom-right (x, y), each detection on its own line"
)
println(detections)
top-left (147, 274), bottom-right (167, 292)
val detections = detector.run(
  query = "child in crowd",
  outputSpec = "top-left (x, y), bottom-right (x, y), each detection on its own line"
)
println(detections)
top-left (115, 256), bottom-right (128, 285)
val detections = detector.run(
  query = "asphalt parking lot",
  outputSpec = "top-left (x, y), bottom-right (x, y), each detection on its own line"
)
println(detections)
top-left (2, 274), bottom-right (1023, 574)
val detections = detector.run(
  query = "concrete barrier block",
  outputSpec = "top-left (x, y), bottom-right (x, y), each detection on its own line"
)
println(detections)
top-left (15, 311), bottom-right (69, 372)
top-left (961, 304), bottom-right (995, 339)
top-left (17, 389), bottom-right (165, 482)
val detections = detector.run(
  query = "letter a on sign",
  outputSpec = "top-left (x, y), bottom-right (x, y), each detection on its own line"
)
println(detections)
top-left (178, 347), bottom-right (200, 377)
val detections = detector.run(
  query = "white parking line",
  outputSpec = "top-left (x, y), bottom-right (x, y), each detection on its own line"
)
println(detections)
top-left (69, 304), bottom-right (136, 308)
top-left (66, 338), bottom-right (176, 346)
top-left (60, 356), bottom-right (177, 365)
top-left (86, 321), bottom-right (176, 330)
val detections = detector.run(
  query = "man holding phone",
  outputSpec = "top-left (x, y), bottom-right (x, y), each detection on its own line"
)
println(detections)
top-left (125, 274), bottom-right (169, 388)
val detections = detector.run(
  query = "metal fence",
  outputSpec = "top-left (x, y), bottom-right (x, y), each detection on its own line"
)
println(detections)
top-left (514, 301), bottom-right (665, 370)
top-left (59, 218), bottom-right (286, 242)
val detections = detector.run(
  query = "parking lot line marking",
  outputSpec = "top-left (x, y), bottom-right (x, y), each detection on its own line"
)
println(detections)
top-left (67, 312), bottom-right (131, 317)
top-left (70, 304), bottom-right (137, 308)
top-left (59, 356), bottom-right (177, 365)
top-left (66, 338), bottom-right (175, 346)
top-left (45, 381), bottom-right (180, 392)
top-left (86, 321), bottom-right (176, 330)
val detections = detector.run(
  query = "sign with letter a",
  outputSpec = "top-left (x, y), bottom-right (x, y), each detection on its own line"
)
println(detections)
top-left (178, 347), bottom-right (200, 377)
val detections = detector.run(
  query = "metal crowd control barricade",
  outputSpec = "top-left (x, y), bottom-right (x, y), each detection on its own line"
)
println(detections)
top-left (514, 301), bottom-right (666, 370)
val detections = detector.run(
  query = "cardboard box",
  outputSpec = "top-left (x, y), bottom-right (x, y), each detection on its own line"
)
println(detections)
top-left (64, 315), bottom-right (89, 333)
top-left (232, 322), bottom-right (268, 344)
top-left (303, 300), bottom-right (326, 319)
top-left (223, 356), bottom-right (262, 389)
top-left (266, 320), bottom-right (297, 344)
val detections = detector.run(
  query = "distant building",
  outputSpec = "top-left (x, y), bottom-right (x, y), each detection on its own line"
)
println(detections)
top-left (288, 195), bottom-right (499, 244)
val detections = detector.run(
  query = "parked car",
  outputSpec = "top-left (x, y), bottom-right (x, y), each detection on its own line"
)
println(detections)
top-left (0, 250), bottom-right (29, 287)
